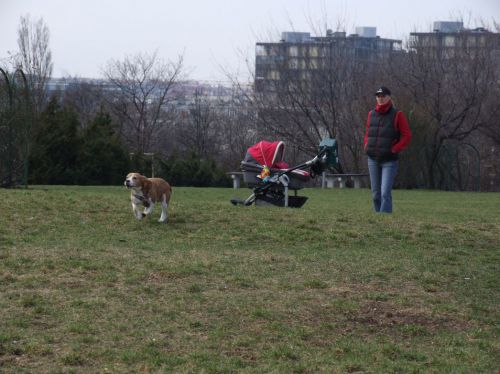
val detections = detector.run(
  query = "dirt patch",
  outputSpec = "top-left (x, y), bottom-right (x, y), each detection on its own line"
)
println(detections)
top-left (278, 288), bottom-right (472, 342)
top-left (347, 300), bottom-right (471, 336)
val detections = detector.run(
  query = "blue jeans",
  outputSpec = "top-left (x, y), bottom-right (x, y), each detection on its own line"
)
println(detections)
top-left (367, 157), bottom-right (399, 213)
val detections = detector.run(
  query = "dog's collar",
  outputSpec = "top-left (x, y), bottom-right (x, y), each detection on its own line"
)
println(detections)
top-left (133, 193), bottom-right (150, 207)
top-left (133, 193), bottom-right (146, 201)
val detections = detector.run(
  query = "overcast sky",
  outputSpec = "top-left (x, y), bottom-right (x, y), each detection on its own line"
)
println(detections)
top-left (1, 0), bottom-right (499, 82)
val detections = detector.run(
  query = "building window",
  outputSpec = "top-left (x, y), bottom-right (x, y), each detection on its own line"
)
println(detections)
top-left (267, 70), bottom-right (280, 80)
top-left (307, 59), bottom-right (318, 69)
top-left (444, 36), bottom-right (455, 47)
top-left (467, 36), bottom-right (477, 48)
top-left (268, 46), bottom-right (281, 57)
top-left (300, 71), bottom-right (311, 80)
top-left (422, 36), bottom-right (436, 47)
top-left (288, 58), bottom-right (299, 69)
top-left (393, 42), bottom-right (402, 51)
top-left (256, 45), bottom-right (267, 56)
top-left (443, 49), bottom-right (455, 58)
top-left (289, 46), bottom-right (299, 57)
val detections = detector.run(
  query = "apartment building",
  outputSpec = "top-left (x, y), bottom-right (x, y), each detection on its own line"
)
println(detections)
top-left (409, 21), bottom-right (500, 58)
top-left (255, 28), bottom-right (402, 93)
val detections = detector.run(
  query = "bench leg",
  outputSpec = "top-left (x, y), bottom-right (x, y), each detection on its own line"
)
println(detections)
top-left (353, 177), bottom-right (361, 188)
top-left (337, 177), bottom-right (345, 188)
top-left (232, 177), bottom-right (240, 189)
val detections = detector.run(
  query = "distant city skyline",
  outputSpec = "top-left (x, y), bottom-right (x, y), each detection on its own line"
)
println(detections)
top-left (1, 0), bottom-right (499, 82)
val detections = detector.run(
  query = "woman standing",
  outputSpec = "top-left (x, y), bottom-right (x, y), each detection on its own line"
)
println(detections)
top-left (364, 86), bottom-right (412, 213)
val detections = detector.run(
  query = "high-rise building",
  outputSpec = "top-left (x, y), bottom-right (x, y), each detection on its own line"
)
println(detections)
top-left (409, 21), bottom-right (500, 58)
top-left (255, 28), bottom-right (402, 93)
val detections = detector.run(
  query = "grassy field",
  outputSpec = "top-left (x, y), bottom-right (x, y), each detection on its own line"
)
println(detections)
top-left (0, 186), bottom-right (498, 373)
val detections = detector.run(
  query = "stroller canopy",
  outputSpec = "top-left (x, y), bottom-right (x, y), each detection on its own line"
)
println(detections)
top-left (246, 141), bottom-right (288, 169)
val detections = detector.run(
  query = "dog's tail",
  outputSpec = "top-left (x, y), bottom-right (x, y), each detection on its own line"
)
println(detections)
top-left (162, 184), bottom-right (172, 203)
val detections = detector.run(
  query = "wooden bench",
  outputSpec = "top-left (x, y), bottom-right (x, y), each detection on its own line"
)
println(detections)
top-left (323, 173), bottom-right (369, 189)
top-left (227, 172), bottom-right (244, 189)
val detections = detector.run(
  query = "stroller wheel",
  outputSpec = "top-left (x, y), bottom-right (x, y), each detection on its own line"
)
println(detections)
top-left (230, 198), bottom-right (244, 206)
top-left (230, 194), bottom-right (256, 206)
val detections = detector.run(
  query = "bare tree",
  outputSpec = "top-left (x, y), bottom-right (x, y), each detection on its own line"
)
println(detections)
top-left (61, 78), bottom-right (107, 129)
top-left (102, 51), bottom-right (183, 154)
top-left (2, 15), bottom-right (54, 187)
top-left (391, 29), bottom-right (500, 189)
top-left (15, 14), bottom-right (53, 116)
top-left (217, 84), bottom-right (259, 169)
top-left (174, 88), bottom-right (219, 158)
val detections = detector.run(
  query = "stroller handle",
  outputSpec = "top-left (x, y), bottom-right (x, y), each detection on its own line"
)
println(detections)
top-left (276, 148), bottom-right (328, 176)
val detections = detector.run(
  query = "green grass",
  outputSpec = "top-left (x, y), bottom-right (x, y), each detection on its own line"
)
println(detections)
top-left (0, 186), bottom-right (498, 373)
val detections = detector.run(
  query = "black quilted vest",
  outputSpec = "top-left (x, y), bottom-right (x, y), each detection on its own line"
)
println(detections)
top-left (366, 107), bottom-right (400, 161)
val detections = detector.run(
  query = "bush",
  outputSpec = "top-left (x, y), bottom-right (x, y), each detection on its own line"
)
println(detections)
top-left (29, 101), bottom-right (130, 185)
top-left (75, 111), bottom-right (130, 185)
top-left (157, 153), bottom-right (230, 187)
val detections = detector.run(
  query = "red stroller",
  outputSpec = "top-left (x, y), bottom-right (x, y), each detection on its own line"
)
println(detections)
top-left (231, 138), bottom-right (339, 207)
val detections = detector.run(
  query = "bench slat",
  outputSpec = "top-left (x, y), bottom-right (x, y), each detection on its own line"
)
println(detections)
top-left (323, 173), bottom-right (368, 189)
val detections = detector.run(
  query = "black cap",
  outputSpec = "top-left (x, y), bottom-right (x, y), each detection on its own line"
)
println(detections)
top-left (375, 86), bottom-right (391, 96)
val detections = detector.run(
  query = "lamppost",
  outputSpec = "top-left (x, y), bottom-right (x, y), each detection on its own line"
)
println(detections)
top-left (129, 152), bottom-right (155, 177)
top-left (144, 152), bottom-right (155, 177)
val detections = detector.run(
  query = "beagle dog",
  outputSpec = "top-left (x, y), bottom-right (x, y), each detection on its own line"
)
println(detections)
top-left (124, 172), bottom-right (172, 222)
